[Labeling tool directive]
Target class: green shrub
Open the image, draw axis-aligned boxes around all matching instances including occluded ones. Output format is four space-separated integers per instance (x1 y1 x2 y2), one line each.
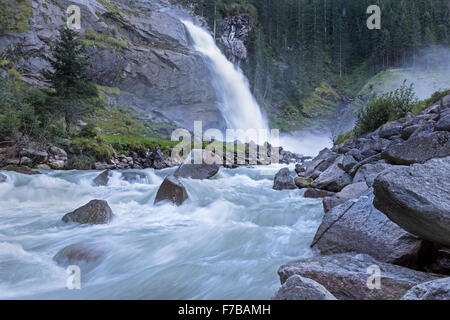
78 124 98 138
66 155 95 170
72 136 116 162
334 130 355 145
355 81 417 136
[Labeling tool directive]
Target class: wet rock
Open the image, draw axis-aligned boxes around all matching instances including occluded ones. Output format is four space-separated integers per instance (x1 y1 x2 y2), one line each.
313 189 428 268
174 150 221 180
322 182 368 213
295 163 306 175
154 175 188 206
373 157 450 247
278 253 441 300
0 173 6 183
122 172 147 183
62 200 114 225
310 156 352 192
294 177 313 189
381 131 450 165
402 278 450 300
272 275 337 300
93 170 111 186
303 188 335 199
2 165 41 175
19 148 48 163
53 242 108 270
273 168 296 191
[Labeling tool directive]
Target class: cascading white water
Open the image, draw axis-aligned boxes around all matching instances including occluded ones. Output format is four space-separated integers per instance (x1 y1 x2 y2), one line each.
182 20 268 133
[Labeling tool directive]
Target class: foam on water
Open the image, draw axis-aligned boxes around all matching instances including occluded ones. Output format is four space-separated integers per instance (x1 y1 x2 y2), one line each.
0 167 323 299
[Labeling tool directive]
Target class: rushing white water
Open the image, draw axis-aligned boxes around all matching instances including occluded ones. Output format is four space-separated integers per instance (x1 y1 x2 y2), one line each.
0 168 323 299
182 20 268 133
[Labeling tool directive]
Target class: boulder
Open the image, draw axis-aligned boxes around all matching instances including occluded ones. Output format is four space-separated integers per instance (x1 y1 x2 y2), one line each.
435 114 450 132
272 275 337 300
322 182 368 213
0 173 6 183
402 278 450 300
401 124 422 140
273 168 297 191
378 121 403 139
19 148 48 163
310 156 353 192
49 160 65 170
342 155 358 172
294 177 313 189
62 200 114 225
428 249 450 275
174 150 222 180
353 161 392 187
53 242 108 270
295 163 306 175
20 156 32 166
48 146 67 159
278 253 441 300
313 189 428 268
93 170 111 186
381 131 450 165
154 175 188 206
2 165 41 175
122 172 147 183
373 157 450 247
303 188 335 199
303 148 338 179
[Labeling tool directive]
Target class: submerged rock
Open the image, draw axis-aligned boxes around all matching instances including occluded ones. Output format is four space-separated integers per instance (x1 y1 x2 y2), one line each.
0 173 6 183
402 278 450 300
154 175 188 206
93 170 111 186
2 165 41 175
278 253 441 300
122 172 147 183
272 275 336 300
373 157 450 247
53 242 108 269
62 200 114 225
312 190 428 268
273 168 296 191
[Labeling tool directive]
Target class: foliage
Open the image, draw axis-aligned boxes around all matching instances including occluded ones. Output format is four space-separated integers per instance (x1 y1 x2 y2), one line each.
355 82 418 136
72 136 116 162
0 0 33 35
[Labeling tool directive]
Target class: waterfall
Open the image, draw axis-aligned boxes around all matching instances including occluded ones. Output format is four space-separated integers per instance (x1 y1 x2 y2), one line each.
182 20 268 133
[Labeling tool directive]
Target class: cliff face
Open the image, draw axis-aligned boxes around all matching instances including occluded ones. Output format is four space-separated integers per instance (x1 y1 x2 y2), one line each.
0 0 226 133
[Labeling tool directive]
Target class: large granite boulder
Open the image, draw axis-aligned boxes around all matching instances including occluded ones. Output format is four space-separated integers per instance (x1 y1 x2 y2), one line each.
62 200 114 225
322 182 368 213
312 190 428 268
154 175 188 206
272 275 337 300
402 278 450 300
273 168 297 191
373 157 450 247
310 156 353 192
435 114 450 132
278 253 441 300
353 161 392 187
381 131 450 165
174 150 221 180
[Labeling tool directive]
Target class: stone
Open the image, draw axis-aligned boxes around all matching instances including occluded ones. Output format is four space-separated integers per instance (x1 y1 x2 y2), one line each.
62 200 114 225
402 278 450 300
303 148 339 179
381 131 450 165
49 146 67 158
310 156 353 192
303 188 336 199
313 189 428 268
278 253 441 300
353 161 392 187
93 170 111 186
342 155 358 172
272 275 337 300
0 173 6 183
154 175 188 206
19 148 48 163
273 168 296 191
322 182 368 213
294 177 313 189
295 163 306 174
20 156 32 166
2 165 41 175
435 114 450 132
373 157 450 247
53 242 108 270
379 122 403 139
49 160 65 170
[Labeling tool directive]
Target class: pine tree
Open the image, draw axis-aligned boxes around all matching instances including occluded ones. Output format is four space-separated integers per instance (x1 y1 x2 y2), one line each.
42 27 97 132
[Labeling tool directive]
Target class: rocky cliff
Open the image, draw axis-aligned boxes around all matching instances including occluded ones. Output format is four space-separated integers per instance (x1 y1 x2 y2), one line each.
0 0 226 133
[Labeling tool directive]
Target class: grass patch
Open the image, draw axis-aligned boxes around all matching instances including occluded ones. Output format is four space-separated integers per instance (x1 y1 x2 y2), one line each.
82 29 128 53
0 0 33 35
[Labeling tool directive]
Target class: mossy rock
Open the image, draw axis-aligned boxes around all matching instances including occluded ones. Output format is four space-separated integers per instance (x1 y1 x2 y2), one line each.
295 177 313 189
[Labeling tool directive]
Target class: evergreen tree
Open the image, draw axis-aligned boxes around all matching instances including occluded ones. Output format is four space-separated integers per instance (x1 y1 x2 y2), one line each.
42 27 97 132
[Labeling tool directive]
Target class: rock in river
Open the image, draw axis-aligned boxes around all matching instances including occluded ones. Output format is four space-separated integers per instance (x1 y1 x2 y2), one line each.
373 157 450 247
273 168 297 191
93 170 111 186
154 175 188 206
62 200 114 225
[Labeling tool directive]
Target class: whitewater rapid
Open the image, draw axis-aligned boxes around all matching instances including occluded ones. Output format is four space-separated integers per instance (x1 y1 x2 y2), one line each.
0 167 323 299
